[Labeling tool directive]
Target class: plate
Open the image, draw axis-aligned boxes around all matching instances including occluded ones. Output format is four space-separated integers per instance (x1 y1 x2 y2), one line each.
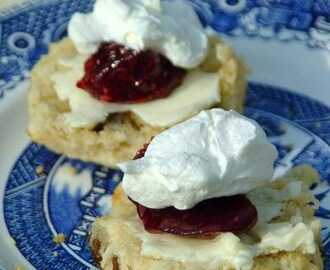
1 0 330 269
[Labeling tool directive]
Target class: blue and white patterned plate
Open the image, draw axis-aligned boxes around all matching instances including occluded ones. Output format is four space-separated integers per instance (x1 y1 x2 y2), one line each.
1 1 330 269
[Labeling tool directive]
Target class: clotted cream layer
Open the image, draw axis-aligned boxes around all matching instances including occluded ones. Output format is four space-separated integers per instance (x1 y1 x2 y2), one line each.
51 54 220 128
118 109 278 210
123 182 318 270
68 0 208 68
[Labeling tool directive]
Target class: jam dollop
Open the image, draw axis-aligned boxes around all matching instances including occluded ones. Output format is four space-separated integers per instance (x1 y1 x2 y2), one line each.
77 42 186 103
131 143 258 237
134 195 257 237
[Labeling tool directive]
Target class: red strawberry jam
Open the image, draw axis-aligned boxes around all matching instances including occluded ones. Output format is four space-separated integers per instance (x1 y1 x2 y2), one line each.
135 195 257 237
133 142 149 159
131 144 258 237
77 42 186 103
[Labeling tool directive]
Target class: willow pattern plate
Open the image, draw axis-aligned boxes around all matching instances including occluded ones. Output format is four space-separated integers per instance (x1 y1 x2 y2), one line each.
0 1 330 269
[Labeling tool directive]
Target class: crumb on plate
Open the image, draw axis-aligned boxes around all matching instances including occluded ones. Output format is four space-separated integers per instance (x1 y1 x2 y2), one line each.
52 251 59 257
63 165 78 175
7 236 16 245
35 165 44 175
13 264 24 270
53 233 66 244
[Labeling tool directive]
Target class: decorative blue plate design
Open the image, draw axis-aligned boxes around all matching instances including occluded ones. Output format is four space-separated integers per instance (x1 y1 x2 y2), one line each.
4 83 330 269
1 0 330 269
0 0 94 99
191 0 330 50
1 0 330 99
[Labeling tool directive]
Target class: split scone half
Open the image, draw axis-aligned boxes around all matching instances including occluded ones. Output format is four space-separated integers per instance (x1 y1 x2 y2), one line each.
27 36 247 167
89 165 323 270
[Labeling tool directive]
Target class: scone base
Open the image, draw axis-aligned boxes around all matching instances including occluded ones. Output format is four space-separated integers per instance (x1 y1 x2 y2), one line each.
28 37 247 167
89 184 323 270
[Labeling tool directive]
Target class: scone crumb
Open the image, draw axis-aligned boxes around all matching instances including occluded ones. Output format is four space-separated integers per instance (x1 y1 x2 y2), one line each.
52 251 59 257
279 122 287 133
53 233 66 244
7 236 16 245
314 121 322 129
14 264 24 270
113 173 122 182
35 165 44 175
63 165 78 175
290 164 320 186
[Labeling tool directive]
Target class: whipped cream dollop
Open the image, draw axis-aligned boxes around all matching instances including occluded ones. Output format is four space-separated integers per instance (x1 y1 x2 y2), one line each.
118 109 278 210
68 0 208 68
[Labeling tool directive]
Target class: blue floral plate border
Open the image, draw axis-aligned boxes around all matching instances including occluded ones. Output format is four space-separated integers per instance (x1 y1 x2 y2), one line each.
1 0 330 269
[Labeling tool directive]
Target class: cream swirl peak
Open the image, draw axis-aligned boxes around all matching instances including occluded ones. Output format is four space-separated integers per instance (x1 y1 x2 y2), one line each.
118 109 278 210
68 0 208 68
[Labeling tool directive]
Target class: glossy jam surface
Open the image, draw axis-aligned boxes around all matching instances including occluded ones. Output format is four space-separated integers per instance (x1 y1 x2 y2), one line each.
135 195 257 237
133 142 149 159
77 42 186 103
131 144 258 237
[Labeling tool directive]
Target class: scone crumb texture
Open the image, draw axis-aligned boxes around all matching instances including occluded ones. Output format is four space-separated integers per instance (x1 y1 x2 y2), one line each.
35 165 44 175
53 233 66 244
14 264 24 270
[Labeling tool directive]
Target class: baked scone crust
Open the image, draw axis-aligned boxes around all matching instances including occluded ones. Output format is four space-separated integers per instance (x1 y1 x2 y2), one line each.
89 167 323 270
27 37 247 167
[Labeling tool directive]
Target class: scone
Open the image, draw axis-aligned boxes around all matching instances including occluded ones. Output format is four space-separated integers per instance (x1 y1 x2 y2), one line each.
88 109 323 270
89 170 323 270
27 0 247 167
